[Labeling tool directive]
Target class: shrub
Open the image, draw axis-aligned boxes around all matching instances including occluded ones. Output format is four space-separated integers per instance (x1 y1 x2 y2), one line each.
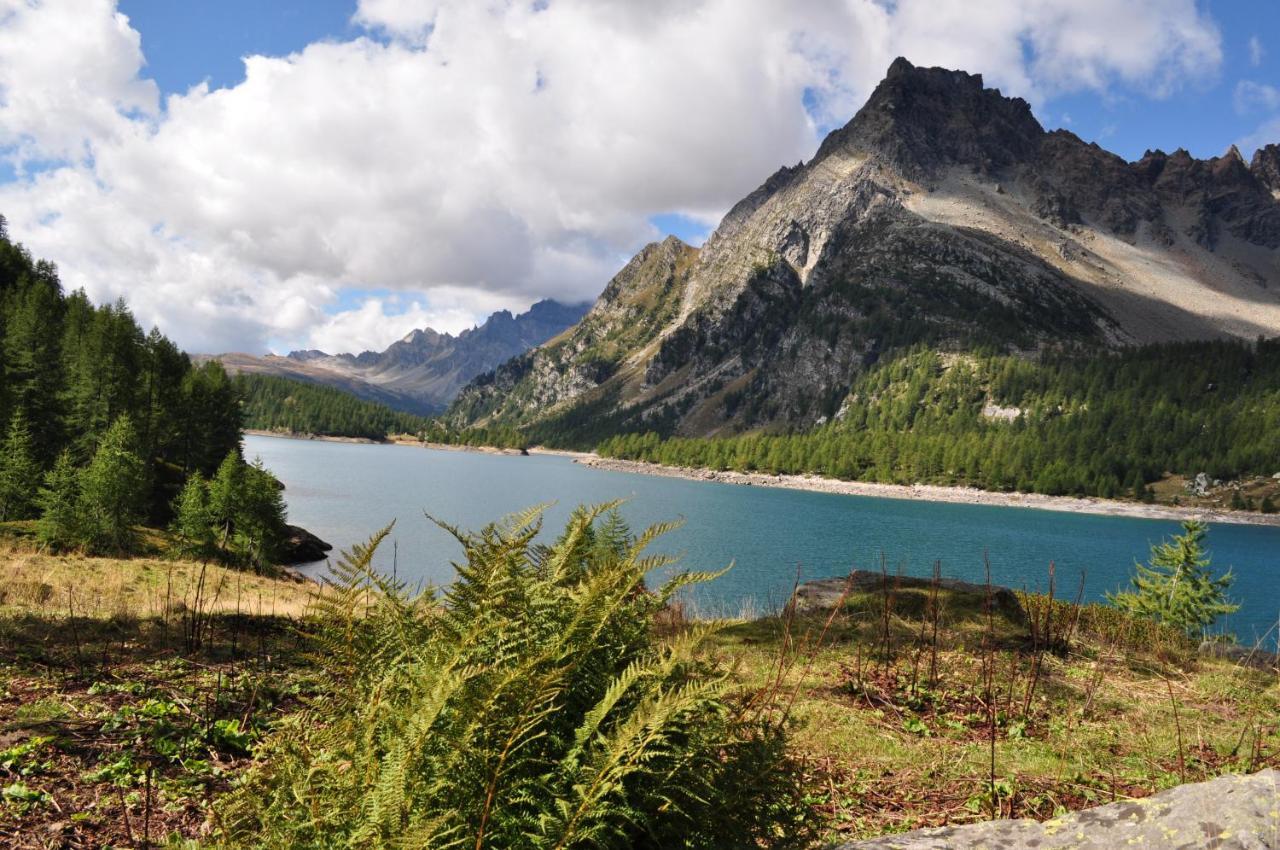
215 505 812 849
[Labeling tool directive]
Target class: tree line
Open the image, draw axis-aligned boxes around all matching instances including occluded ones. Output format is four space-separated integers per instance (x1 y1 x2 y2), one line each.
236 372 433 440
0 216 286 558
598 341 1280 503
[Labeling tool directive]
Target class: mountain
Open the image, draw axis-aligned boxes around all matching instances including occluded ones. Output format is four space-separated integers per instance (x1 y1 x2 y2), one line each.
447 58 1280 443
206 299 588 414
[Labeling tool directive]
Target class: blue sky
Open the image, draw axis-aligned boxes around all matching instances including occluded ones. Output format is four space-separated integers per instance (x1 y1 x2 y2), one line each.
118 1 358 94
1 1 1276 354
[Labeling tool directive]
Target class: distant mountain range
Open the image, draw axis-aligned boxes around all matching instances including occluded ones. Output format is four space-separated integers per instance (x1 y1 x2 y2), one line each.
446 57 1280 442
205 299 588 414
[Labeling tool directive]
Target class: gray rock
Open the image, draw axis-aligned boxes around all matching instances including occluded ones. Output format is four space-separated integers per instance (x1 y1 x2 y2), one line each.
1254 144 1280 196
834 769 1280 849
1199 640 1280 671
1187 472 1213 496
277 524 333 566
794 570 1026 625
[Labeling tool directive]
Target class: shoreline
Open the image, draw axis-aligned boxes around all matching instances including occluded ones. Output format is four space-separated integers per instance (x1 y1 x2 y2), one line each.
245 428 438 447
244 429 586 457
242 430 1280 527
244 428 402 445
578 456 1280 527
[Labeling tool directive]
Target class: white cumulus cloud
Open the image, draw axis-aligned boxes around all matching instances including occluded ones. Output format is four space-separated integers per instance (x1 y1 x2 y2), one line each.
0 0 157 165
1236 80 1280 115
0 0 1225 355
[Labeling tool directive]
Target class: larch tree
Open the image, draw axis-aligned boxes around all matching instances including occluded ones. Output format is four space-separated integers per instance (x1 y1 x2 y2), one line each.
0 409 42 520
171 473 214 558
78 414 148 553
36 450 81 550
207 450 244 549
1108 520 1239 637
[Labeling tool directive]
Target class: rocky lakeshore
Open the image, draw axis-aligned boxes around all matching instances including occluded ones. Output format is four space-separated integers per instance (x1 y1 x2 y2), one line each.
579 456 1280 527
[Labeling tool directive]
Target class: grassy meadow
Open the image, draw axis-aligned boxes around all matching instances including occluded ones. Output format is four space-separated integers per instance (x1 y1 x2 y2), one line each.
0 532 1275 847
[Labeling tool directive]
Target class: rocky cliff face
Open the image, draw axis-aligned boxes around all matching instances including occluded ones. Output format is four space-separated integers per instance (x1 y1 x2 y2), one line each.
210 299 587 414
447 59 1280 442
1253 144 1280 198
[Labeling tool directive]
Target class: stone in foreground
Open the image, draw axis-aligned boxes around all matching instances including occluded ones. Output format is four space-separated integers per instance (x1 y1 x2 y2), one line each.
835 769 1280 849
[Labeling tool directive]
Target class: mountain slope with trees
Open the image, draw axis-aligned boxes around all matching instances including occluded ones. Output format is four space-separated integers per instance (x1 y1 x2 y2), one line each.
236 373 432 440
596 340 1280 503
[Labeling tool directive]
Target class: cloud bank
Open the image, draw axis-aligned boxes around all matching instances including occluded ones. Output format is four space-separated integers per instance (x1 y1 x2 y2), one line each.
0 0 1223 354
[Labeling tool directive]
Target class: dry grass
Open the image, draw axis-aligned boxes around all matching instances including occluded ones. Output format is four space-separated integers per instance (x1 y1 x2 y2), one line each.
0 541 319 622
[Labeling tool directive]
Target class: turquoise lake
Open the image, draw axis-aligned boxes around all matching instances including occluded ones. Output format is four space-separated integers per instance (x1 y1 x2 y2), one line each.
245 434 1280 647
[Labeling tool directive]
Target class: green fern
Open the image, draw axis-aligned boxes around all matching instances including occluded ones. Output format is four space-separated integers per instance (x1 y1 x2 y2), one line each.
214 505 812 849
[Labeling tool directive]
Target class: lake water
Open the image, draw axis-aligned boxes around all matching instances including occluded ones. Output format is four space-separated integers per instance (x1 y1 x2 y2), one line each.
245 434 1280 648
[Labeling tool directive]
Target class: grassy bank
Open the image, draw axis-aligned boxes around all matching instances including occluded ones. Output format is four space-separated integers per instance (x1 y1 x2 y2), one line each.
0 545 1275 846
705 582 1279 840
0 547 320 848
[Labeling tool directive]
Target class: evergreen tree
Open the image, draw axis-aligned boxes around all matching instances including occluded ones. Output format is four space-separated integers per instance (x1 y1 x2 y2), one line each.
1108 521 1239 636
171 473 214 558
78 414 148 553
208 450 244 548
4 274 65 463
36 451 81 550
236 459 288 569
179 363 243 476
0 409 41 520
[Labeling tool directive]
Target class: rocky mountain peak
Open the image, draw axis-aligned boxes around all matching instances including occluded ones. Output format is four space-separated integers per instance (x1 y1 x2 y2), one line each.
474 310 515 332
814 56 1043 179
1253 144 1280 195
399 327 444 346
596 236 691 308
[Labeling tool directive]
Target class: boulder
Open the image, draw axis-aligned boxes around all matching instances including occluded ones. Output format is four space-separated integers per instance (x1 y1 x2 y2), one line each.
277 524 333 565
1199 639 1280 672
794 570 1026 625
1187 472 1213 496
834 769 1280 849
